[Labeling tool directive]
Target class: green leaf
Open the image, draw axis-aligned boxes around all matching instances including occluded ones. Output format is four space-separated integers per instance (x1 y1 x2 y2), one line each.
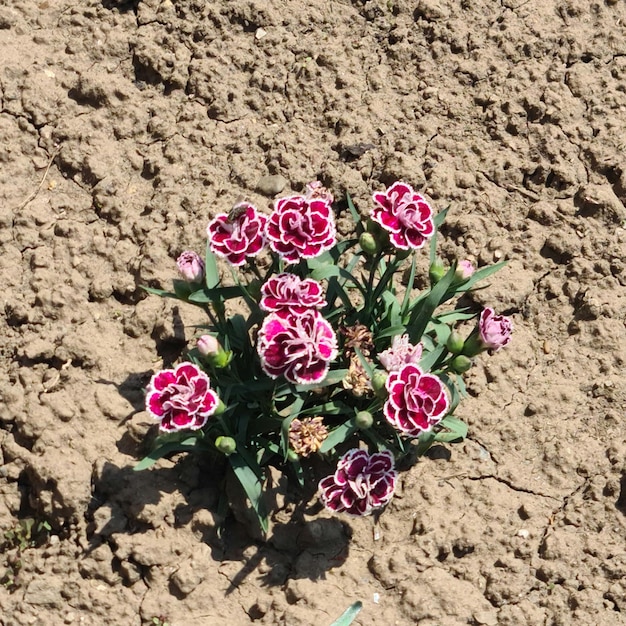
294 369 348 393
134 437 199 471
229 452 269 534
454 260 507 293
188 285 243 303
346 193 364 237
330 601 363 626
419 344 446 372
434 415 468 443
141 285 179 299
319 418 358 453
310 264 341 281
414 430 437 457
375 325 408 341
401 254 418 315
205 242 220 289
407 265 457 343
432 309 476 324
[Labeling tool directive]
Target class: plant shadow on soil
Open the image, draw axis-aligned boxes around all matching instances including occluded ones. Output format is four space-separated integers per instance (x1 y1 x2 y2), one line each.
88 452 351 593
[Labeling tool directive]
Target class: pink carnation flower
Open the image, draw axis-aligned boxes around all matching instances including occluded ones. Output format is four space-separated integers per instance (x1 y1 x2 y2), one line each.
318 449 397 517
266 194 336 264
145 362 220 432
378 334 423 372
207 202 267 267
260 273 326 313
384 363 449 437
371 181 435 250
257 308 338 384
479 307 513 351
176 250 205 283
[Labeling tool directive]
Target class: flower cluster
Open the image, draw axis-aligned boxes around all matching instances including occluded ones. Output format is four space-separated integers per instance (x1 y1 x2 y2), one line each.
140 180 514 533
206 188 336 267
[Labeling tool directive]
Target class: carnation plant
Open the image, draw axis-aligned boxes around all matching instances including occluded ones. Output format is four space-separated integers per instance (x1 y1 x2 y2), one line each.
138 181 512 533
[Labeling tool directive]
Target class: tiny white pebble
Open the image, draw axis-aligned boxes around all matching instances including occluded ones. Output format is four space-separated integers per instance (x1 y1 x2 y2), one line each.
517 529 530 539
373 593 380 604
255 27 267 40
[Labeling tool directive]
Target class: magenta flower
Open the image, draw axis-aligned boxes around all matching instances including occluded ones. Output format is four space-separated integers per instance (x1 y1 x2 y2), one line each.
318 449 397 516
378 334 423 372
260 273 326 313
266 194 336 264
257 308 338 384
145 362 220 432
384 363 449 437
371 181 435 250
176 251 205 283
207 202 267 267
479 307 513 351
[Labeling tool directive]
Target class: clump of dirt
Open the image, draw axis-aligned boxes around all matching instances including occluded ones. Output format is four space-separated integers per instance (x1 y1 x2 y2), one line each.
1 0 626 624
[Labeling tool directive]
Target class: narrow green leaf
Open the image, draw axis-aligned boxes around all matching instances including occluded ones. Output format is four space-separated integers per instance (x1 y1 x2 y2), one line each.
455 260 507 293
141 285 179 299
407 265 457 343
205 242 220 289
419 344 446 372
401 254 418 315
134 438 199 471
346 193 364 235
319 419 358 453
310 264 341 281
434 415 468 443
330 601 363 626
375 324 407 341
229 452 269 534
433 309 476 324
188 285 243 303
294 369 348 393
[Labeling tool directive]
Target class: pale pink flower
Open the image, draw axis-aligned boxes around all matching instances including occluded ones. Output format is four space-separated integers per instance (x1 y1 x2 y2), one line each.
371 181 435 250
384 363 449 437
305 180 334 205
259 273 325 313
145 363 219 432
207 202 267 267
378 335 423 372
257 308 338 384
479 307 513 351
176 251 205 283
318 449 397 516
266 194 336 264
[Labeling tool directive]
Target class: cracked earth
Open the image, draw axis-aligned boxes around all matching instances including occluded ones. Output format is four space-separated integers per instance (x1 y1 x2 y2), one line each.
1 0 626 624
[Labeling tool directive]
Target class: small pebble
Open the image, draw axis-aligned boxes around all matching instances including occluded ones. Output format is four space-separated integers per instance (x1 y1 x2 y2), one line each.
256 174 287 197
517 529 530 539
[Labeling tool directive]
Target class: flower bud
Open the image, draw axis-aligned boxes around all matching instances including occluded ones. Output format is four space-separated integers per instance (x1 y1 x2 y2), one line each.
354 410 374 430
196 335 232 368
446 331 465 355
215 436 236 456
429 258 446 284
455 260 475 282
371 370 388 398
359 232 380 256
197 334 220 357
176 251 205 284
450 355 472 374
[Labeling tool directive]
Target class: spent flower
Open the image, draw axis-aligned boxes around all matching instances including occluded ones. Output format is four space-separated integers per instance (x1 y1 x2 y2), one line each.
288 417 328 457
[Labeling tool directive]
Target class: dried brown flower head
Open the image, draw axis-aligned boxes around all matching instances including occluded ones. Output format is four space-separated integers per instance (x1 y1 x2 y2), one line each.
342 353 372 397
288 416 329 457
340 323 374 357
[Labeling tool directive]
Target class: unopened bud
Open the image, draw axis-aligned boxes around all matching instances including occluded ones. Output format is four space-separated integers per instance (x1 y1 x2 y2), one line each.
429 258 446 284
354 410 374 430
176 251 205 284
455 260 475 282
359 232 380 256
197 334 220 356
215 436 236 456
450 355 472 374
371 370 388 398
446 331 465 355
